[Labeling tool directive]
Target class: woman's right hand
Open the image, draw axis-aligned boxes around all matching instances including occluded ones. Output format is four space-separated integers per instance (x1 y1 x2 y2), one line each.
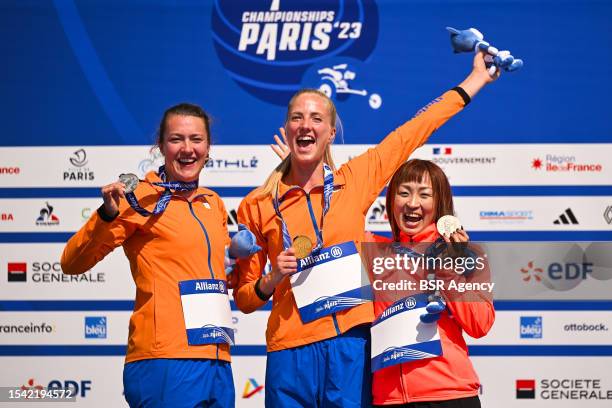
458 51 500 98
258 248 297 296
101 181 126 217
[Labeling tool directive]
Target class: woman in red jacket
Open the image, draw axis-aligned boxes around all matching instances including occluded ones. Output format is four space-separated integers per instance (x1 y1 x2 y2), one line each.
370 159 494 407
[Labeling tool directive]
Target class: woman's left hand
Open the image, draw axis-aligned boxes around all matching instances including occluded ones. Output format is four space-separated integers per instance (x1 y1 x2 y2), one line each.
443 228 469 244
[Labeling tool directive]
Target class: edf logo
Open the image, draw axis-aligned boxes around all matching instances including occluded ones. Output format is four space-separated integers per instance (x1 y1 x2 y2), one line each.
548 262 593 280
84 317 107 339
520 316 542 339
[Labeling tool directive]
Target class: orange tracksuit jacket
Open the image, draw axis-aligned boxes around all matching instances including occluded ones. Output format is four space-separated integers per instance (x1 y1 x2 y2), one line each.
370 225 495 405
235 89 468 352
61 171 231 363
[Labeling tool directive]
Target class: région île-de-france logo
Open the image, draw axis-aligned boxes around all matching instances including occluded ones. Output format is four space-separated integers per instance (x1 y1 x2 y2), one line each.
36 202 59 226
531 155 603 172
242 378 264 399
212 0 380 107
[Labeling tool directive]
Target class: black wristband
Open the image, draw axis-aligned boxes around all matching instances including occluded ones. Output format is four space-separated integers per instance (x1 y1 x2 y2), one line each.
254 277 273 302
97 204 119 223
452 86 471 106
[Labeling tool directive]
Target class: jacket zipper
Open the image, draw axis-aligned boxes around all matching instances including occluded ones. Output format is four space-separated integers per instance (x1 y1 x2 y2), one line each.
187 198 220 359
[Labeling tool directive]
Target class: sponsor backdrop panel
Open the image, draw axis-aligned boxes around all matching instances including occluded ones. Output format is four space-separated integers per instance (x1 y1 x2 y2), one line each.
0 356 267 408
1 356 610 407
0 311 268 346
475 357 612 407
367 196 612 231
0 244 134 300
1 195 610 233
467 311 612 345
0 356 127 407
2 309 608 347
1 144 611 188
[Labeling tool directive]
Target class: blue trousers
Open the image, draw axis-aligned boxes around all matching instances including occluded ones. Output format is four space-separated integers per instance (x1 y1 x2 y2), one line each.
265 325 372 407
123 358 235 408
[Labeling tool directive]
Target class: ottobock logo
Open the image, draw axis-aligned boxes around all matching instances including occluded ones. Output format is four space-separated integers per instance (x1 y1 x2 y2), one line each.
212 0 380 107
84 317 107 339
520 316 543 339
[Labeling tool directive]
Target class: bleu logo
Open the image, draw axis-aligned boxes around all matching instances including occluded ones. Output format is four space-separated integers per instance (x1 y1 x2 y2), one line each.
520 316 542 339
84 317 107 339
212 0 380 105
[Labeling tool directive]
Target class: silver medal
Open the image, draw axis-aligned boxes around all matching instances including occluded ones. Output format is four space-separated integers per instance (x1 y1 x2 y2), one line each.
119 173 140 194
436 215 462 237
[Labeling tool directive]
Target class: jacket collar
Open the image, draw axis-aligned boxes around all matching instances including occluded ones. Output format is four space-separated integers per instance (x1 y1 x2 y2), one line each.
399 222 440 243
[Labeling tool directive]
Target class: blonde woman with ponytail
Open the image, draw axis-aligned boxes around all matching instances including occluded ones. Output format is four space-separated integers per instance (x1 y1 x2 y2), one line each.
234 52 500 407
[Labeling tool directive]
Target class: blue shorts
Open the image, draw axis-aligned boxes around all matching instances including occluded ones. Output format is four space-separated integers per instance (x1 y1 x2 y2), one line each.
123 358 234 408
265 325 371 407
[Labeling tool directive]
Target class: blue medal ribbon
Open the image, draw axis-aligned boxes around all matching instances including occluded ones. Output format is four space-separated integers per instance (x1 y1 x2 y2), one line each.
125 165 198 217
393 238 446 300
273 164 334 252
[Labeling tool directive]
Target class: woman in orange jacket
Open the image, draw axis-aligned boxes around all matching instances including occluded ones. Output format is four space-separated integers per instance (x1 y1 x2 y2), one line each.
236 52 499 407
61 103 236 408
369 159 494 407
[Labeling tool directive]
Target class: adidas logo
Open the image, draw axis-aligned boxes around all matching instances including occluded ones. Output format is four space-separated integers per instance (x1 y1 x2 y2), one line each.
553 208 579 225
227 209 238 226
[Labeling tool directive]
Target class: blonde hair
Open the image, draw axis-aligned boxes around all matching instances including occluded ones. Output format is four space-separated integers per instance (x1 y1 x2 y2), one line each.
258 89 337 198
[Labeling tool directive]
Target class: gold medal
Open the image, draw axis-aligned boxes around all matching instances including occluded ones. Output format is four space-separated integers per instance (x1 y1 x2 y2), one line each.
292 235 313 259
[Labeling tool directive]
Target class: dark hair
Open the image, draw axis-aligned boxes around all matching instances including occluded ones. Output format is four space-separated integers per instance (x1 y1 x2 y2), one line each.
385 159 454 241
156 103 211 147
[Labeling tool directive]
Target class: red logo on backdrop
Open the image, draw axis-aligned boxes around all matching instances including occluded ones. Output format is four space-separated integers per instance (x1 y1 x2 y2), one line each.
21 378 44 392
8 262 27 282
0 166 20 175
531 155 602 172
1 213 14 221
516 379 536 399
520 261 543 282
